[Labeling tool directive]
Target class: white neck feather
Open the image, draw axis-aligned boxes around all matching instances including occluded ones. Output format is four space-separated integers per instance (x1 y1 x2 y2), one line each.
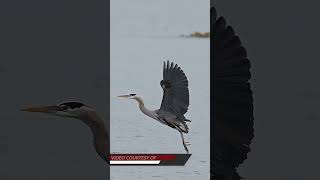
133 97 158 120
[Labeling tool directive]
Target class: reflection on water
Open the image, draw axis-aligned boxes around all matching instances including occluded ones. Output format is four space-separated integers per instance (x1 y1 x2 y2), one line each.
111 0 209 179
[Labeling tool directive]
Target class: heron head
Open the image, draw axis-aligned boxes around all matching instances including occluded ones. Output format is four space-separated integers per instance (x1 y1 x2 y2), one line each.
117 94 137 99
21 101 90 119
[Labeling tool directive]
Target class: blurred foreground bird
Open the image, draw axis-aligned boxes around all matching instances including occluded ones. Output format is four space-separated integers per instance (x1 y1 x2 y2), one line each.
212 4 255 180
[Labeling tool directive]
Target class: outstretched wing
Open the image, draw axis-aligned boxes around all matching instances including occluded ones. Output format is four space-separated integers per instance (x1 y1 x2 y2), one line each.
212 5 254 179
159 61 189 117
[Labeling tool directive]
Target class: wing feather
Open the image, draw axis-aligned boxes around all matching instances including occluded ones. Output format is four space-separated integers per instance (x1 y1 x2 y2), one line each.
160 61 189 116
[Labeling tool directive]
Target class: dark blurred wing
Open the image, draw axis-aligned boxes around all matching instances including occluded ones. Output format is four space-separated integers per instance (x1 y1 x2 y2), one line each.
160 61 189 116
212 5 254 178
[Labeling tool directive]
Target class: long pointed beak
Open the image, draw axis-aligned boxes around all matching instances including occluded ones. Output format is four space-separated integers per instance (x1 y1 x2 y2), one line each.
21 106 60 113
117 95 130 98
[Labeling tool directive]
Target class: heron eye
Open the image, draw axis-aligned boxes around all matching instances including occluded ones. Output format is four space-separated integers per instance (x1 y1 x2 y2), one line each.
60 105 68 110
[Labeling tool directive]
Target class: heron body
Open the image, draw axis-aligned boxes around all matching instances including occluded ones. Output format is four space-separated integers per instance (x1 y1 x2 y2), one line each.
133 97 188 133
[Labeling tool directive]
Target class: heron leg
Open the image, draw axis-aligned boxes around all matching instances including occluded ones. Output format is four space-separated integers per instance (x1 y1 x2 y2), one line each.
179 131 189 154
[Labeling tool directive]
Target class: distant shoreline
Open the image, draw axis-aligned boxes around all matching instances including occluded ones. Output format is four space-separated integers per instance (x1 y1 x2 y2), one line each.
180 32 210 38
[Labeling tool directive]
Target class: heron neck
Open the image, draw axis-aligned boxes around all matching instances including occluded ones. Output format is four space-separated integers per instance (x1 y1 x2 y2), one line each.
134 97 156 119
81 111 109 163
134 97 144 107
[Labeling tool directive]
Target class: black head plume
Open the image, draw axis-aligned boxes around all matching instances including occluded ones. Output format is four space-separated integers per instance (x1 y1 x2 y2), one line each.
59 102 85 109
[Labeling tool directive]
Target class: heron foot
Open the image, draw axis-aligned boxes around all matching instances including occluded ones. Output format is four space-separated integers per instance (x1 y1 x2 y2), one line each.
184 147 189 154
178 130 189 154
183 142 189 153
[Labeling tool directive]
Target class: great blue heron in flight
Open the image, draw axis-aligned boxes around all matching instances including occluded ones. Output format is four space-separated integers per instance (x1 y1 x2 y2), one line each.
22 102 109 163
212 4 254 180
118 61 191 153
